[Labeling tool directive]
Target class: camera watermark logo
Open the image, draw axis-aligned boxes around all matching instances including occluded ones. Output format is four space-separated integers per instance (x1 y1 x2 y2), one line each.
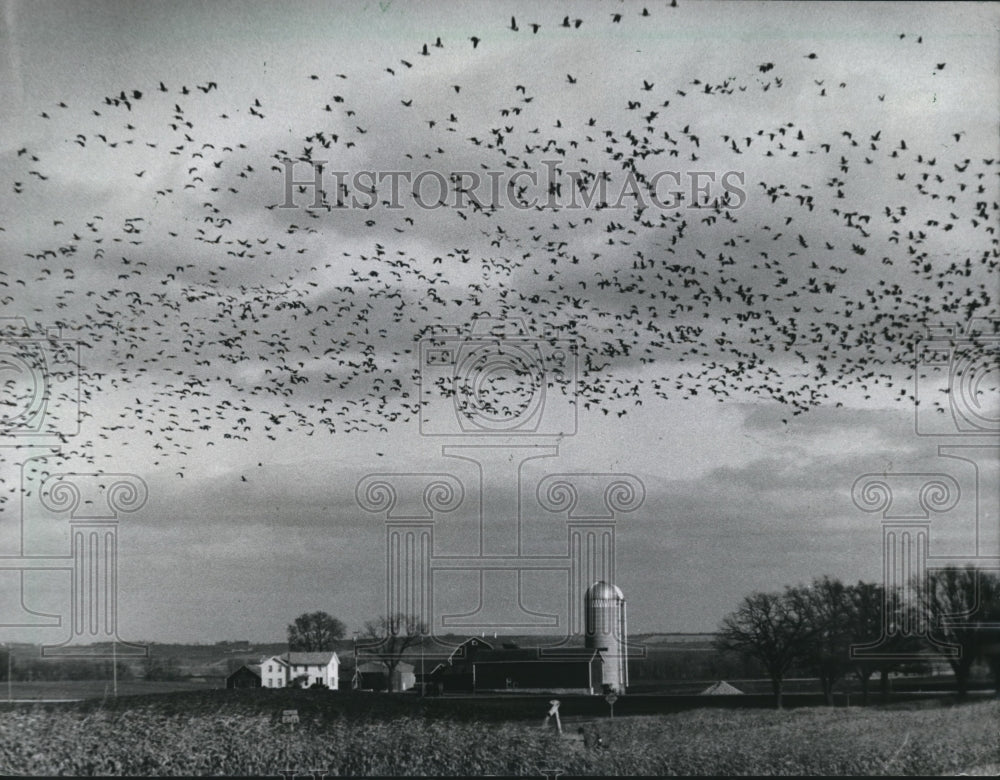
915 317 1000 437
0 317 81 441
0 472 149 657
37 474 148 656
359 318 645 689
0 319 146 660
419 318 577 437
850 473 962 659
854 316 1000 661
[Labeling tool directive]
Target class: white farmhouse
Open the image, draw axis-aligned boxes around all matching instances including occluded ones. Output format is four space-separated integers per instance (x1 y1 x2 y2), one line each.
260 651 339 689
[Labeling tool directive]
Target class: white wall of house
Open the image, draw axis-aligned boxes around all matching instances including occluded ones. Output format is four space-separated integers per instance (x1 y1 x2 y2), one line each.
261 654 339 689
322 655 339 689
262 657 287 688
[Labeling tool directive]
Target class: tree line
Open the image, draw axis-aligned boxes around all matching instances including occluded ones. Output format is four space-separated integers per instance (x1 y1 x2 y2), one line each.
715 565 1000 707
0 652 189 683
0 656 136 682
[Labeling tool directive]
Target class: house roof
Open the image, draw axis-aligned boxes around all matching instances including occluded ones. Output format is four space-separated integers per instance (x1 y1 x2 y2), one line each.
270 651 338 666
700 680 744 695
227 663 261 678
446 645 600 667
447 637 494 664
470 648 600 664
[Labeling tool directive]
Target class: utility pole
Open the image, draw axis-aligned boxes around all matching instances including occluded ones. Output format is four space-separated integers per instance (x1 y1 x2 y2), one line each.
352 632 359 690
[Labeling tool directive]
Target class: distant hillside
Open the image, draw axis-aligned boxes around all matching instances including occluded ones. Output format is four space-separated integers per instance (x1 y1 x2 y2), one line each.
631 633 718 649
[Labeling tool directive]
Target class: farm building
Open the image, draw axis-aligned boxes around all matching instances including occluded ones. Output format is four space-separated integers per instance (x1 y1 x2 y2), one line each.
226 664 262 689
260 651 339 689
348 660 416 692
429 582 630 695
431 637 609 694
700 680 743 695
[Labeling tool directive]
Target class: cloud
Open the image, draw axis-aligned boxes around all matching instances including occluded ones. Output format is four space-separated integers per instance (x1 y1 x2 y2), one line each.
1 1 997 641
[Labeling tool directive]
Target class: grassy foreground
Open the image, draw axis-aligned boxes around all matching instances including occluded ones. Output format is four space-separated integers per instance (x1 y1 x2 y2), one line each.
0 691 996 776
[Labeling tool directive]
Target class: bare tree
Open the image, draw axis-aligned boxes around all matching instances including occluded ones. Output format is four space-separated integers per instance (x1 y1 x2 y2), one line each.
923 565 1000 697
287 611 347 652
846 580 893 704
844 581 932 704
985 646 1000 695
360 613 427 692
794 576 854 705
715 589 811 708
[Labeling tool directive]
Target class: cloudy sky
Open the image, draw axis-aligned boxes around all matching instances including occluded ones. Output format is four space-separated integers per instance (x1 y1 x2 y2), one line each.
0 1 997 647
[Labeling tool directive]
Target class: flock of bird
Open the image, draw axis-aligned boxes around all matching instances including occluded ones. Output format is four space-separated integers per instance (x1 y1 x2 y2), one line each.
0 4 997 487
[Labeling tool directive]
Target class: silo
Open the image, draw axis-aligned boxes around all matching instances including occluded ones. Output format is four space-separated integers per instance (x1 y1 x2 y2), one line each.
584 581 628 693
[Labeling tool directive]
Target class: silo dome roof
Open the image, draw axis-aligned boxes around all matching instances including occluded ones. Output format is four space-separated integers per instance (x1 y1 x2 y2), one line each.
586 581 624 600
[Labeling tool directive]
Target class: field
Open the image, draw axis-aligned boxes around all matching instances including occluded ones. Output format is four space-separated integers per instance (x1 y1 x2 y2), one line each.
0 679 218 702
0 689 997 776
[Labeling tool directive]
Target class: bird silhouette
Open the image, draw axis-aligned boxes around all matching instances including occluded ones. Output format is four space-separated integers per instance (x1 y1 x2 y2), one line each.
0 3 991 473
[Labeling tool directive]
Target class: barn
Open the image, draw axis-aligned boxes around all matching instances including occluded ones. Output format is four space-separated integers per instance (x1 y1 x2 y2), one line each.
226 663 262 689
429 581 630 695
431 638 604 694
